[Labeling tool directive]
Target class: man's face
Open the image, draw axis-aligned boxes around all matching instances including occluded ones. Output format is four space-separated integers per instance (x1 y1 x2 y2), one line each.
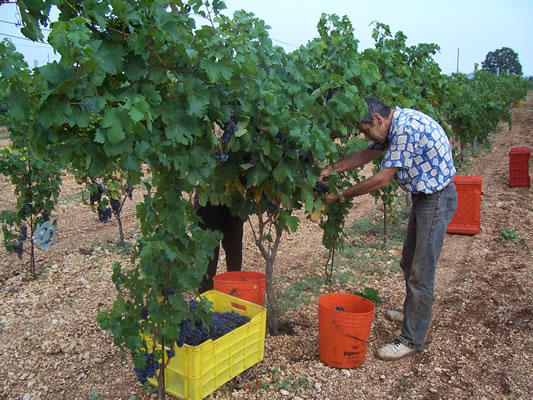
357 114 389 144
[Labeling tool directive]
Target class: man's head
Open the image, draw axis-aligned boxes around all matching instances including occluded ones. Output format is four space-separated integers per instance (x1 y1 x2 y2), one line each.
356 97 393 144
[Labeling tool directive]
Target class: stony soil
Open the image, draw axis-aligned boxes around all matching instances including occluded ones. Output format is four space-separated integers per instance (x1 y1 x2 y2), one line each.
0 94 532 400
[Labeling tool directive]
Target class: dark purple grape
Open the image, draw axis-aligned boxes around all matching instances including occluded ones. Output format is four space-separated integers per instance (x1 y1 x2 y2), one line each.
90 183 104 205
20 225 28 240
41 211 50 222
176 310 250 347
314 182 328 194
188 299 199 311
266 202 277 215
221 120 237 145
164 286 175 296
215 153 229 163
140 307 149 320
18 204 30 217
98 207 112 223
110 199 121 215
13 240 24 259
299 151 309 162
134 352 159 384
326 88 337 101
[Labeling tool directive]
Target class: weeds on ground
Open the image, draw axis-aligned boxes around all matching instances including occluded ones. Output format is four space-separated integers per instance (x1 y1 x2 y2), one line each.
88 231 139 259
499 228 518 241
499 228 527 246
275 195 407 314
58 191 84 206
454 139 494 175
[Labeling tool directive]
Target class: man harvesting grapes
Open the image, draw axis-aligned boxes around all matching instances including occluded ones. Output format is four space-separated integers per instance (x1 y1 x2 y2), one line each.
319 97 457 360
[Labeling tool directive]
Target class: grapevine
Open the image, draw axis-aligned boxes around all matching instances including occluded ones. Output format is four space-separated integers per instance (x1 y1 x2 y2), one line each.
1 1 529 398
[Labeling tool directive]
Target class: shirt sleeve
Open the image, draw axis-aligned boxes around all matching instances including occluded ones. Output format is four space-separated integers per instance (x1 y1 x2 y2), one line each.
367 142 388 151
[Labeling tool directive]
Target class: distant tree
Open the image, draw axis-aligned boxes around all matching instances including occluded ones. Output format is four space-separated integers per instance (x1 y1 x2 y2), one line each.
481 47 523 76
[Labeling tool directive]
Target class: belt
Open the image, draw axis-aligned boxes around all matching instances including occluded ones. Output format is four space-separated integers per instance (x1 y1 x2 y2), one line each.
411 181 455 198
411 191 435 198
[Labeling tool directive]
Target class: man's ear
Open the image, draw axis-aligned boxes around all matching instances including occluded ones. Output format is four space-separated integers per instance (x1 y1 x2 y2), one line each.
373 113 384 125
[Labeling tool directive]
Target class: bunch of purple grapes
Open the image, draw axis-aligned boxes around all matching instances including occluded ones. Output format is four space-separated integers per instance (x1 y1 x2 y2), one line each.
11 225 28 259
177 318 210 347
314 182 328 194
221 119 237 145
134 352 160 384
266 202 277 216
140 307 149 320
215 153 229 163
110 199 121 215
210 311 251 338
176 300 250 347
98 207 112 223
18 203 30 217
325 88 337 101
89 183 104 205
163 285 175 296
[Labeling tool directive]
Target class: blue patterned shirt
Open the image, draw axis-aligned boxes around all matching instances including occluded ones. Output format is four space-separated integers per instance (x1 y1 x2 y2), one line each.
369 107 456 194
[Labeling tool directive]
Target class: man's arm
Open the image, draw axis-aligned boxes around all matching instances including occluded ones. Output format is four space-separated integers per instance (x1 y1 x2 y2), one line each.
320 147 383 182
324 167 399 203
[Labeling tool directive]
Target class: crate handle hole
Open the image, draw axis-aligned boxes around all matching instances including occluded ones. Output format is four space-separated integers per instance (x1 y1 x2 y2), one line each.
231 302 246 311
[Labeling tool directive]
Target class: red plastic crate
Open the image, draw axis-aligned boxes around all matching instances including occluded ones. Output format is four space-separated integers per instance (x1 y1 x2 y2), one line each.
509 147 530 187
447 176 482 235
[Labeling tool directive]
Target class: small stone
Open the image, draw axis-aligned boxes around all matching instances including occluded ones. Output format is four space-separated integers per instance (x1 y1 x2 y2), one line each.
279 389 290 396
380 375 386 381
429 387 438 394
315 382 322 390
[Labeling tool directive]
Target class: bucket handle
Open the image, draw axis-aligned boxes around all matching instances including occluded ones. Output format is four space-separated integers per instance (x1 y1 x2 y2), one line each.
333 320 375 344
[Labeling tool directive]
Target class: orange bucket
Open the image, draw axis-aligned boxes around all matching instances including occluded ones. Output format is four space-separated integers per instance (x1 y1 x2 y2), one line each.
213 271 266 306
318 293 375 368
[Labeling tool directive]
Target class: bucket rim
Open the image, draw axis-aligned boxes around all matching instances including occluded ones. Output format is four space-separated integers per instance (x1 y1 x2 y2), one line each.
213 271 266 283
318 292 375 313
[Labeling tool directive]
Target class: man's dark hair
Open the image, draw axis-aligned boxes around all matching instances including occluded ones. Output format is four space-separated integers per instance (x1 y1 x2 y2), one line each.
360 97 392 126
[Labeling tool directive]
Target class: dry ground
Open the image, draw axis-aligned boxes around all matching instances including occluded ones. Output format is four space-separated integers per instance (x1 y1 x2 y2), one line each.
0 94 532 400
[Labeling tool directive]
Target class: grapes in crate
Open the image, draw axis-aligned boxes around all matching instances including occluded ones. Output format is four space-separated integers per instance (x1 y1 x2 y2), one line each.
176 300 251 347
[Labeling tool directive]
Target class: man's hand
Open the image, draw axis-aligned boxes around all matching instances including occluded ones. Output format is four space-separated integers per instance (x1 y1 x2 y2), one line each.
324 193 340 204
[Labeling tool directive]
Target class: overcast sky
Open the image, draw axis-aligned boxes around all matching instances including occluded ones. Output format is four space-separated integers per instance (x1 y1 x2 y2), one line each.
0 0 531 75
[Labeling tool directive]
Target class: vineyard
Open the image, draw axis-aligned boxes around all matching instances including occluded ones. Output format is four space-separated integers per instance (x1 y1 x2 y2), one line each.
0 1 532 399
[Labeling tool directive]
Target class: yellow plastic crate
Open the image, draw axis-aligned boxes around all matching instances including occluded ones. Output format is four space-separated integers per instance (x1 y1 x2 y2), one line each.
142 290 266 400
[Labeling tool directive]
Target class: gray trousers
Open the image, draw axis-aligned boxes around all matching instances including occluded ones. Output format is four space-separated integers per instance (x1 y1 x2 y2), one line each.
398 182 457 349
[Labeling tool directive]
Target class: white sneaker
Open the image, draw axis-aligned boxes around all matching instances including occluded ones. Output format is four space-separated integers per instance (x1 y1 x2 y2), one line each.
376 339 417 361
385 310 404 322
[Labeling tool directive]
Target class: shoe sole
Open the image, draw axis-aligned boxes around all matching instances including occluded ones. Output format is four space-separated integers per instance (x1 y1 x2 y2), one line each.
385 316 403 323
375 349 418 361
